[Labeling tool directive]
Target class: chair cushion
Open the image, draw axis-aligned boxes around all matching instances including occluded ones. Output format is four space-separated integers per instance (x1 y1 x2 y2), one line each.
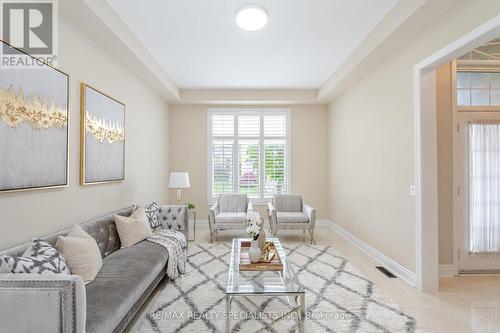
276 212 309 223
218 194 248 213
273 194 303 212
85 240 168 333
215 212 247 223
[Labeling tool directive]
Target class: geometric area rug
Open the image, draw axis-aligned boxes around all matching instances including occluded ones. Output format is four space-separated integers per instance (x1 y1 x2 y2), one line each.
137 243 427 332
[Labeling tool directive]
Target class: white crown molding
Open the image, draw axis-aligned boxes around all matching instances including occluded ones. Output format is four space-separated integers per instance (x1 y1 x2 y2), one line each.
318 220 417 287
60 0 464 106
178 89 321 106
60 0 180 102
318 0 463 103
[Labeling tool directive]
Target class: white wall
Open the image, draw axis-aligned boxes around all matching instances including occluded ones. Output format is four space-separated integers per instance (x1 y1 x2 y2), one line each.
169 105 329 220
327 0 500 273
0 20 170 249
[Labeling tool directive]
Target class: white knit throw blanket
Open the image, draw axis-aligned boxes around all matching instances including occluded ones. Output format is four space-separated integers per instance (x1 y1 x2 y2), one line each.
147 229 187 280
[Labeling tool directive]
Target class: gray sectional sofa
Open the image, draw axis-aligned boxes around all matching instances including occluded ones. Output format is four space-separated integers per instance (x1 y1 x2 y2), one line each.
0 205 189 333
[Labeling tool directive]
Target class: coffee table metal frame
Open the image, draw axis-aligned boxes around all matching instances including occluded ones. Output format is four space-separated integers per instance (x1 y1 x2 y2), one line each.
225 238 305 333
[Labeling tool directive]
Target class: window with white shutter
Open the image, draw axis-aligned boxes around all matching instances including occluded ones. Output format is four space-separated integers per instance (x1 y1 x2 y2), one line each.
208 110 289 202
264 139 287 196
212 140 234 196
238 140 260 197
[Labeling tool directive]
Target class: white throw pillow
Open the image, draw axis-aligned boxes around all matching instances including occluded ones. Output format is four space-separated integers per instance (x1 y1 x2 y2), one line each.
55 224 102 284
114 207 152 248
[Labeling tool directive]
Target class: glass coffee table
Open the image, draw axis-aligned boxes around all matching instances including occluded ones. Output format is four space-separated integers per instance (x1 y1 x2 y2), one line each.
225 238 305 333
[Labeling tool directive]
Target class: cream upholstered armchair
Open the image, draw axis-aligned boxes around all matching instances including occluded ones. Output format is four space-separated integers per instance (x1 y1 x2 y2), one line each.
208 194 252 243
267 194 316 244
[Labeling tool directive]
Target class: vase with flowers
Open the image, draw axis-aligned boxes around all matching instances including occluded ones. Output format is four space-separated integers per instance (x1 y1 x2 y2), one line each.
246 211 262 263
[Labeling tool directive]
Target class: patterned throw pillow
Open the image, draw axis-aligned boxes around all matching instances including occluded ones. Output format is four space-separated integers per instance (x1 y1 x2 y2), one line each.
0 238 70 275
144 202 162 232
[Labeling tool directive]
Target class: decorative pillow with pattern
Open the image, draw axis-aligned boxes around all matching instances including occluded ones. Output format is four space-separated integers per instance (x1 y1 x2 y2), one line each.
144 202 162 231
0 238 70 275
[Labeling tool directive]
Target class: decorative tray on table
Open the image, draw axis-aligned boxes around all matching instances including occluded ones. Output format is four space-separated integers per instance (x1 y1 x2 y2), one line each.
239 240 283 271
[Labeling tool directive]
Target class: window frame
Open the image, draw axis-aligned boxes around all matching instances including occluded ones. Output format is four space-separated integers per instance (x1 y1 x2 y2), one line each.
207 109 291 204
456 63 500 110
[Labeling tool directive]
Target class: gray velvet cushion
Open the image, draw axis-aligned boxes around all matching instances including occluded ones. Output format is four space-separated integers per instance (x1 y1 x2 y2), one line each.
273 194 303 212
80 208 134 258
215 212 247 223
85 240 168 333
276 212 309 223
218 194 248 213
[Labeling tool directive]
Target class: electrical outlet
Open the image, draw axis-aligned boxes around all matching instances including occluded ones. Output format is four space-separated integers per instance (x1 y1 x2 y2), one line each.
410 185 416 196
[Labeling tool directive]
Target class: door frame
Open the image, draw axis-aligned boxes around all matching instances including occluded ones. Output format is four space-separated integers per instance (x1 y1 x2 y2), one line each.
414 14 500 291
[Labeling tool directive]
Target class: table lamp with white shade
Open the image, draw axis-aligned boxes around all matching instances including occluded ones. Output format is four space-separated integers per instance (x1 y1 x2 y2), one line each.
168 172 190 204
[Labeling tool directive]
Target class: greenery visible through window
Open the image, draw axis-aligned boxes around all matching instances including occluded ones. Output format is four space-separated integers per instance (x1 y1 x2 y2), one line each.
209 110 289 200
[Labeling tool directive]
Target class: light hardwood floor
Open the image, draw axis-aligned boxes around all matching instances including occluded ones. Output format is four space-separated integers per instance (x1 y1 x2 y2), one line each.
128 225 500 333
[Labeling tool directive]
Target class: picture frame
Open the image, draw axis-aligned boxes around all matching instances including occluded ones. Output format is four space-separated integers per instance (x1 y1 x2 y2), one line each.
80 83 125 185
0 40 69 193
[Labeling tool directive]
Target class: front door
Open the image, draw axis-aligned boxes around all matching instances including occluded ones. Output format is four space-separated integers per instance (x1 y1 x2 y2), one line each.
458 112 500 273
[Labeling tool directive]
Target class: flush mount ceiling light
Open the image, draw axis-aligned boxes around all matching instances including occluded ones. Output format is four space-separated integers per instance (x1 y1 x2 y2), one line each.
236 6 268 31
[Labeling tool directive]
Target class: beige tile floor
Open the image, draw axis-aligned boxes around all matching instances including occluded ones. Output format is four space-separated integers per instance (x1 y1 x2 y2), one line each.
128 226 500 333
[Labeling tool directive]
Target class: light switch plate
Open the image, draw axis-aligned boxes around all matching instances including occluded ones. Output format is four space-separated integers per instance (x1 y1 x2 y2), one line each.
410 185 416 196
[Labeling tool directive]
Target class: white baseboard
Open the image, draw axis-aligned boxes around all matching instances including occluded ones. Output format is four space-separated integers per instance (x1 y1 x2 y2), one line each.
196 218 209 227
320 220 417 287
196 218 417 286
439 264 458 277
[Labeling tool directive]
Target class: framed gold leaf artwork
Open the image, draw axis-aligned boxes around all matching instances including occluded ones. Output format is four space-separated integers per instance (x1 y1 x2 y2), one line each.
0 41 69 193
80 83 125 185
